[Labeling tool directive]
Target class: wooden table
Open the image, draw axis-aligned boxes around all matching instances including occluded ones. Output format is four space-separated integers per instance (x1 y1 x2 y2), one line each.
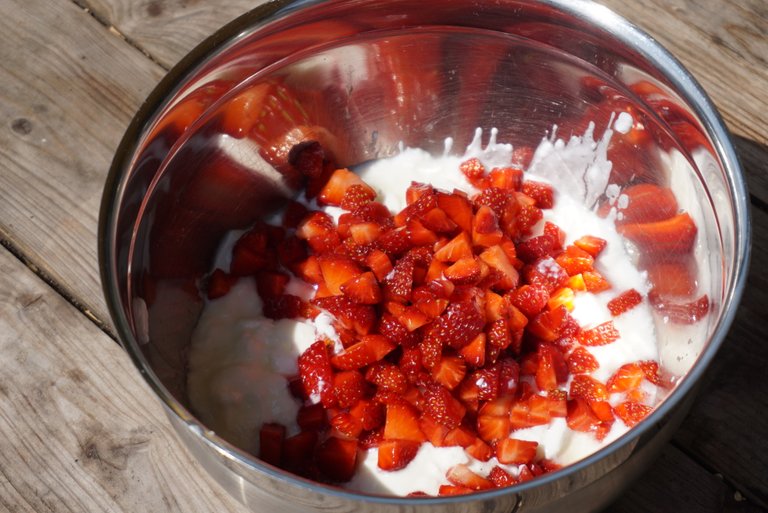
0 1 765 511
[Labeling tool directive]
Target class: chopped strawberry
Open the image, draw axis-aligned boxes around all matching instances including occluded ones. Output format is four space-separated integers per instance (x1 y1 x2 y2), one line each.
438 484 473 496
444 257 483 285
297 211 340 254
207 269 236 300
330 412 363 438
459 333 487 368
466 438 494 462
555 245 595 277
282 431 318 472
377 439 420 471
567 346 599 374
296 403 327 431
535 342 569 391
489 166 523 191
582 270 612 293
437 192 474 233
648 292 710 324
578 321 620 346
420 208 458 233
472 206 504 247
528 306 568 342
570 375 609 404
430 355 467 390
477 413 511 443
312 295 376 335
317 254 362 295
315 436 358 482
517 234 557 264
434 232 473 262
443 425 477 449
509 285 550 317
366 362 408 394
488 466 517 488
460 158 486 183
446 464 493 490
521 181 554 208
479 245 520 291
334 370 367 408
422 383 466 429
384 403 426 443
331 334 396 370
340 271 382 305
566 397 601 432
365 249 393 281
318 168 375 207
496 438 539 465
573 235 607 257
298 341 336 407
258 423 285 466
607 289 643 316
606 363 645 393
383 256 415 302
341 183 376 211
614 401 653 427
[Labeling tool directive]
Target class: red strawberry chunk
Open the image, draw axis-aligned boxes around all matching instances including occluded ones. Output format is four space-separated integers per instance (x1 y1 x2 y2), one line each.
366 362 408 394
331 412 363 438
424 301 485 352
298 341 336 407
466 438 494 462
315 436 358 482
607 289 643 316
318 254 362 295
312 295 376 335
517 234 557 264
578 321 620 346
460 158 486 182
509 285 550 317
446 464 493 491
423 383 466 429
283 431 318 473
384 403 426 443
207 269 236 300
340 271 382 305
384 258 415 302
297 211 341 254
438 484 473 496
331 334 396 370
566 397 601 432
459 333 487 368
573 235 607 257
258 423 286 466
570 375 609 404
365 249 394 281
378 439 420 471
341 183 376 211
444 257 483 285
618 213 697 255
437 192 474 233
488 466 517 488
606 363 645 393
496 438 539 465
521 181 554 208
318 168 375 207
477 413 511 443
614 401 653 427
434 232 473 262
535 342 569 391
489 167 523 191
567 346 599 374
430 355 467 390
333 370 367 408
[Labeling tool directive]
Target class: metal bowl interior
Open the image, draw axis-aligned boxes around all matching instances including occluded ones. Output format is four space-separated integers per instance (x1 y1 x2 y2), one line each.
99 0 750 512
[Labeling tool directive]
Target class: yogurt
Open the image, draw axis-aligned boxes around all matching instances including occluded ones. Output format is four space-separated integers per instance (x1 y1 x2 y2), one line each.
187 122 663 495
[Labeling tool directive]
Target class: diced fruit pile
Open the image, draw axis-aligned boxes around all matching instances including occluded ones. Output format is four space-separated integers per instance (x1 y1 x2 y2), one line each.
205 141 699 495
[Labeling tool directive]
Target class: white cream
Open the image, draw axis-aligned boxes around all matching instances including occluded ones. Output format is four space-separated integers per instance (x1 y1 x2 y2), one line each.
188 122 669 496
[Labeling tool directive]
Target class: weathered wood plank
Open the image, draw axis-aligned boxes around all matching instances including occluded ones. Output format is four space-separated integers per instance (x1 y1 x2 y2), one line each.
0 248 251 513
0 243 761 512
0 0 166 325
672 206 768 508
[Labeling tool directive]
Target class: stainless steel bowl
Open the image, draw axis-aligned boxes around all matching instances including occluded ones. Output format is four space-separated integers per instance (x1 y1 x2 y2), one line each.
99 0 750 511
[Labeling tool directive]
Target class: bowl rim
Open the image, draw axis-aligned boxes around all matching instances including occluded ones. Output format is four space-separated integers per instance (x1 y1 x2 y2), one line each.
99 0 752 505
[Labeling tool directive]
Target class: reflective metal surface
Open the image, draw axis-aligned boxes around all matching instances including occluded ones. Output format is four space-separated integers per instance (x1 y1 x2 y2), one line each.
99 0 750 511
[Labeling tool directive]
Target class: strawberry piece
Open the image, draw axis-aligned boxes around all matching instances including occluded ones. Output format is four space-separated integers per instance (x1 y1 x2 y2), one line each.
407 218 439 246
444 257 482 285
489 167 523 191
517 234 556 264
331 411 363 438
645 259 697 297
366 362 408 394
528 306 568 342
566 397 601 432
318 255 362 295
459 333 487 368
555 245 595 277
488 466 517 488
514 202 544 237
472 206 504 247
570 375 609 404
359 428 384 449
312 295 376 335
578 321 620 346
474 187 513 219
298 341 336 407
567 346 599 374
466 438 494 462
419 415 451 447
477 413 511 443
573 235 607 257
315 436 358 482
283 431 318 472
434 232 473 262
618 213 697 255
333 370 367 408
648 292 710 324
349 222 382 245
258 423 285 466
548 287 575 311
523 257 570 293
535 342 569 391
437 192 474 233
296 403 327 432
425 301 485 350
365 249 393 281
318 168 375 207
479 245 519 291
498 358 520 396
521 181 554 208
430 355 467 390
377 439 420 471
384 403 426 443
423 383 466 429
509 285 549 317
639 360 664 386
207 269 236 300
496 438 539 465
331 334 396 370
607 289 643 316
438 485 473 496
460 158 486 182
420 208 458 233
468 366 501 401
446 464 493 491
383 257 415 302
582 270 611 292
614 401 653 427
340 271 381 305
517 465 536 483
614 183 678 225
606 363 645 393
377 227 413 257
297 211 340 254
509 399 546 430
341 183 376 211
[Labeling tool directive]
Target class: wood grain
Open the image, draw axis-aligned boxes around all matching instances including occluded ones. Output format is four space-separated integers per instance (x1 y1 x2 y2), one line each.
0 0 165 326
0 248 250 513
